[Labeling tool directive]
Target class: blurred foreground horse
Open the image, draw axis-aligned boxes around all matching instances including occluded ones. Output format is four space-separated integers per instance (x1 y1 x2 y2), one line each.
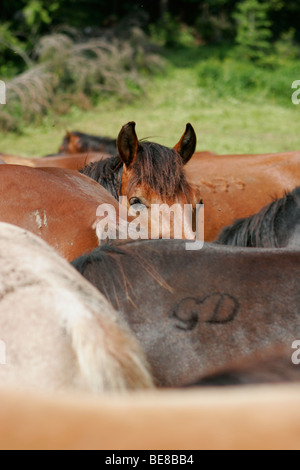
0 223 153 394
1 383 300 450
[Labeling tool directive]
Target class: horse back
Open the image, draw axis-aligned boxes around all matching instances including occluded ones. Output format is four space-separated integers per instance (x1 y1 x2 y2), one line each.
0 165 122 260
186 151 300 240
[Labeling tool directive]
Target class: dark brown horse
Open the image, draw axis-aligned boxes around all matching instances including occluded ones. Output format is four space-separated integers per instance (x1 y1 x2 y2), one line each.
72 240 300 387
59 131 117 155
186 345 300 387
81 122 200 239
0 165 130 261
216 186 300 248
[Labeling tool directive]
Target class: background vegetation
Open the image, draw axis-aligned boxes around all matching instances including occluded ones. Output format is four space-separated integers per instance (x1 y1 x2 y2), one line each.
0 0 299 156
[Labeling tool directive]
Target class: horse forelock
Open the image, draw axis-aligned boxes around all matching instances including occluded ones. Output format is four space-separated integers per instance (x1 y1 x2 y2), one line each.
126 141 195 202
82 142 197 203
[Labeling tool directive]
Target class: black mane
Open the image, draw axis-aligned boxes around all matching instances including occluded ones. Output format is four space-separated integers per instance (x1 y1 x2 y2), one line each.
72 131 117 154
216 187 300 248
80 155 122 199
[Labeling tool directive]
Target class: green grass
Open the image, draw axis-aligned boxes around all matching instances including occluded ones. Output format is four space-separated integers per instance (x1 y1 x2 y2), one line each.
1 45 300 157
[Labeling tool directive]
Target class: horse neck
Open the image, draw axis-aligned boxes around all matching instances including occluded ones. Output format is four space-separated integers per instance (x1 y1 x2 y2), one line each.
217 199 286 248
81 156 123 200
82 139 116 154
76 134 116 154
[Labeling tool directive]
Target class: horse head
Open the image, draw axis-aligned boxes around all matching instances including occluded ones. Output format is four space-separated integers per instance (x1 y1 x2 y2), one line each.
59 131 81 154
117 122 200 240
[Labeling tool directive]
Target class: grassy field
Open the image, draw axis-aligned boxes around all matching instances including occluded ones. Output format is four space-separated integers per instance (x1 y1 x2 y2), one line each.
1 46 300 157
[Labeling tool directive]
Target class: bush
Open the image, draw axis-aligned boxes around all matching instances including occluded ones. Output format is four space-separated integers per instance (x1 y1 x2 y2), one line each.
196 54 299 106
149 13 195 48
0 25 165 131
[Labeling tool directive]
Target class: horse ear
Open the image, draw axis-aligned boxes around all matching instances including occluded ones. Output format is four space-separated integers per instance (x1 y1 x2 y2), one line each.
117 122 139 168
66 130 72 141
174 123 197 165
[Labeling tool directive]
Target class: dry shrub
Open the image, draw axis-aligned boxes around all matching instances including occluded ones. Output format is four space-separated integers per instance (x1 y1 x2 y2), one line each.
0 25 164 131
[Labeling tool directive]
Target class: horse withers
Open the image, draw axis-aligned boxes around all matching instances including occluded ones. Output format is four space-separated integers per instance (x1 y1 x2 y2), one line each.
72 240 300 387
0 223 153 394
59 131 117 156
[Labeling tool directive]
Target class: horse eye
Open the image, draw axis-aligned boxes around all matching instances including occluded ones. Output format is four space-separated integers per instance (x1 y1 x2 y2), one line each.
129 197 146 207
129 198 148 215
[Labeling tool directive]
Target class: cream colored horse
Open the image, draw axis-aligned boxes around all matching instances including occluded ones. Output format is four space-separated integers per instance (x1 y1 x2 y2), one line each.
0 223 153 393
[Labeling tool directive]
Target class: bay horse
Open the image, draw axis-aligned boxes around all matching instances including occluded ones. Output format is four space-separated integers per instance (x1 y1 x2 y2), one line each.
59 131 117 155
185 150 300 241
216 186 300 248
81 121 200 239
0 223 153 394
1 384 300 450
72 239 300 387
0 165 131 261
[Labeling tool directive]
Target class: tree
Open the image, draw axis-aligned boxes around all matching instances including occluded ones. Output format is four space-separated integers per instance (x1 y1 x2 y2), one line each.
160 0 168 18
234 0 273 61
